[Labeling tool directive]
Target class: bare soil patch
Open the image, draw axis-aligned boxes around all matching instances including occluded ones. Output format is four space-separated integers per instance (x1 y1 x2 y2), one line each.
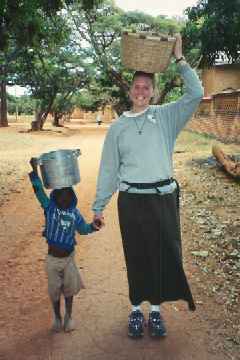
0 124 239 360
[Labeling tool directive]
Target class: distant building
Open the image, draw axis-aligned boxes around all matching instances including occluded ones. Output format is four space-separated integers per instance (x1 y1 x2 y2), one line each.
187 59 240 143
202 63 240 97
71 105 117 123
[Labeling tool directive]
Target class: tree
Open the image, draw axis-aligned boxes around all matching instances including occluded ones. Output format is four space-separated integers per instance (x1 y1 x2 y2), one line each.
183 0 240 66
7 94 36 115
0 1 61 126
14 9 94 130
18 47 89 130
0 0 101 127
51 95 75 127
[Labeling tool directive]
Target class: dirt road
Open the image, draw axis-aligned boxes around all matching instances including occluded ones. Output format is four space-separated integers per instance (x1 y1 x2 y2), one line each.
0 124 239 360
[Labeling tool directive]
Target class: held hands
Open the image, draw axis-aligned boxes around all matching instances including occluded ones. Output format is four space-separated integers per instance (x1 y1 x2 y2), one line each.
92 213 105 231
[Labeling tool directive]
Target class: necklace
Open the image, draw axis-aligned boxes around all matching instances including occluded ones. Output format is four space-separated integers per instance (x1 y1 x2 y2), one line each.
133 117 147 135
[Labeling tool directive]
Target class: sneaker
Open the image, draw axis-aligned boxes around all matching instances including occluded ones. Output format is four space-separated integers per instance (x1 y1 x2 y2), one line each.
52 316 62 332
128 310 145 338
64 315 75 332
148 311 167 337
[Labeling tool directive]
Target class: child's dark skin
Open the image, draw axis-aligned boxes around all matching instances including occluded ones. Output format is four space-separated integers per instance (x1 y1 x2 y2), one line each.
54 188 74 210
30 157 98 328
50 188 77 321
30 158 102 229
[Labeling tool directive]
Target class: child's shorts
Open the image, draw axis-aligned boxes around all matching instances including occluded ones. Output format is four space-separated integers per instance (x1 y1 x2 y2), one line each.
45 251 85 302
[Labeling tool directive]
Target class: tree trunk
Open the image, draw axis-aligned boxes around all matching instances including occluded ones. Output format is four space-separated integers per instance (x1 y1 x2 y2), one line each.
0 80 8 127
40 111 50 129
212 145 240 179
31 96 56 131
31 110 44 131
52 113 64 127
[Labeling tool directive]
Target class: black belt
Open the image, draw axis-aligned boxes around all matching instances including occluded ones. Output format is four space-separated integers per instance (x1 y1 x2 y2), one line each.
122 178 175 192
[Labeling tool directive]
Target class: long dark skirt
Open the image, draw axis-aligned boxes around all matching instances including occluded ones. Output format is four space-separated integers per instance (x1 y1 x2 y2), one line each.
117 189 196 311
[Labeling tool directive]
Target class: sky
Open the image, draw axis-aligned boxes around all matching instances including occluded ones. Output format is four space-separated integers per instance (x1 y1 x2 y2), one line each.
115 0 198 17
7 85 27 97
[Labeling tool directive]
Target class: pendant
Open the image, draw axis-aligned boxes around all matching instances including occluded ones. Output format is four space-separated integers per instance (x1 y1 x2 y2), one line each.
138 131 142 135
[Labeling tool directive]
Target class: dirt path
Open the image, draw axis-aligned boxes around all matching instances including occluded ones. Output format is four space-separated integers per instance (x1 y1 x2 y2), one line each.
0 124 239 360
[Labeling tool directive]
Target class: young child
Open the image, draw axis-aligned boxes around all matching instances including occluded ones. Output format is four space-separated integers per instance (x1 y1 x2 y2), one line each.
29 157 100 332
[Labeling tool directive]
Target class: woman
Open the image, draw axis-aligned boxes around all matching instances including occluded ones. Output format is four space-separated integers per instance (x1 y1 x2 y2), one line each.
92 34 204 338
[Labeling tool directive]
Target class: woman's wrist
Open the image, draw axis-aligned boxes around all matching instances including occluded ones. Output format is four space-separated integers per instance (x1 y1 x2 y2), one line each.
175 55 185 63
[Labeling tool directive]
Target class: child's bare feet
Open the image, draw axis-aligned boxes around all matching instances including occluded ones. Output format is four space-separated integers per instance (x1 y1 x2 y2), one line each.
64 315 75 332
52 316 62 332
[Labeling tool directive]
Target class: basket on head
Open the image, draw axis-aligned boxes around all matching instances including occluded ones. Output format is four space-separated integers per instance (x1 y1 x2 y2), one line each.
121 31 176 74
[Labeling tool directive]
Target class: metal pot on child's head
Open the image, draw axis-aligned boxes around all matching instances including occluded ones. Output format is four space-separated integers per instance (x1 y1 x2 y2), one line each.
37 149 81 189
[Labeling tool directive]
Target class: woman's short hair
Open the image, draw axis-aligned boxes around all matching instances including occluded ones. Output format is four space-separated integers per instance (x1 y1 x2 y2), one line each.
132 71 155 87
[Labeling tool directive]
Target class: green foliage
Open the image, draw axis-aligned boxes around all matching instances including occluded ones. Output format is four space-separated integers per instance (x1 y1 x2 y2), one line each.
0 1 63 51
0 0 107 127
184 0 240 65
14 12 91 125
0 1 100 50
81 0 104 10
74 91 99 111
164 87 182 103
51 94 75 121
120 11 181 34
7 94 36 115
74 76 117 111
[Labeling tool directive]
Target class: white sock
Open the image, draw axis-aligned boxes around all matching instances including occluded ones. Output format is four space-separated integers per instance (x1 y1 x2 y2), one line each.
150 305 160 313
132 305 141 312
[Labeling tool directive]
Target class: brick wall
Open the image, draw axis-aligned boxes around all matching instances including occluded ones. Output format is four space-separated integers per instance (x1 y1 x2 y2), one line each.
186 91 240 144
71 105 116 123
202 64 240 96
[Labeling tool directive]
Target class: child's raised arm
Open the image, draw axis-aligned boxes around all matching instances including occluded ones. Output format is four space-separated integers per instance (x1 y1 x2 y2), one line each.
29 157 50 210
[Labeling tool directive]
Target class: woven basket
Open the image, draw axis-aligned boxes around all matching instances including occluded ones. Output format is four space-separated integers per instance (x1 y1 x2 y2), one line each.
121 31 176 73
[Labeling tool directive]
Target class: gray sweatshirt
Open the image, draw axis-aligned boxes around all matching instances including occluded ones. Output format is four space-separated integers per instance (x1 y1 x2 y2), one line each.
92 63 204 214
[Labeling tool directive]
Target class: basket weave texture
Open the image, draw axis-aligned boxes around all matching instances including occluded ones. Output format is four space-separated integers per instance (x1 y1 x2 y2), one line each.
121 32 176 73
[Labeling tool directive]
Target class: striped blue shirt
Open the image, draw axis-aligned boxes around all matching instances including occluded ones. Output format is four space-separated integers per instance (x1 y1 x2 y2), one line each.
29 172 94 252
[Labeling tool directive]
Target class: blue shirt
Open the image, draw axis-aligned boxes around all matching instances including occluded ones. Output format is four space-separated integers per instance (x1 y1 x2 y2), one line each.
29 172 95 252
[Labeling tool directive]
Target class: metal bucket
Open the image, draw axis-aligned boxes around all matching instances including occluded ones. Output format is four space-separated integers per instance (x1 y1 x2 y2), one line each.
37 149 81 189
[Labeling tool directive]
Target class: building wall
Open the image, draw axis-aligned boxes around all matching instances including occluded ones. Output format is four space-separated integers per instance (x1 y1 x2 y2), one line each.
202 64 240 96
71 105 116 123
186 91 240 143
